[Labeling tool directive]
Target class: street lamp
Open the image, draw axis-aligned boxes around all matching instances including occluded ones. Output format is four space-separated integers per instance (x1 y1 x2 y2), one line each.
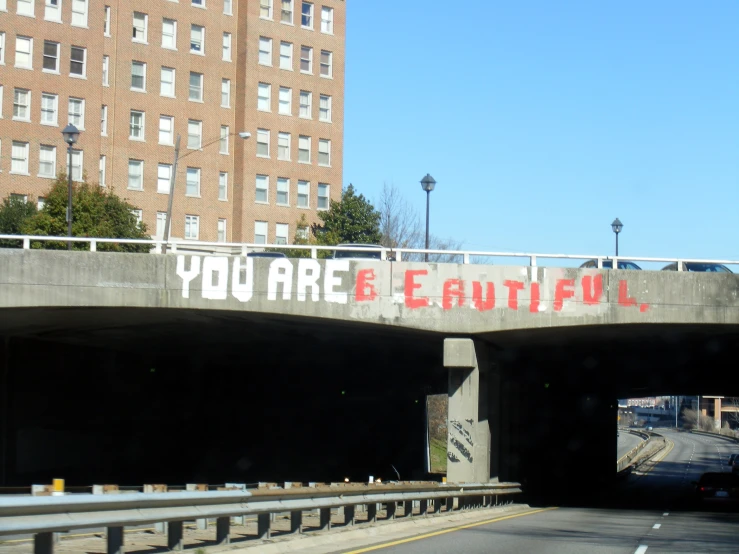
611 218 623 256
420 174 436 263
61 124 81 250
162 131 251 253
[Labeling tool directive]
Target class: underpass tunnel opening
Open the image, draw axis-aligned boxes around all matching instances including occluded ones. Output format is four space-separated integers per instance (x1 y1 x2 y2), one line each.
0 308 449 487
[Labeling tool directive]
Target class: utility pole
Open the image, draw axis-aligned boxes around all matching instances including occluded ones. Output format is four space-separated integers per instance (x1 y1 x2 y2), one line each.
162 134 181 254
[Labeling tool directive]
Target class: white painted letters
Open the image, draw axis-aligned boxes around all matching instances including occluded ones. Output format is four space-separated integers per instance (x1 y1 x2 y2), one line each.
231 257 254 302
268 258 294 301
297 259 321 302
202 256 229 300
324 260 349 304
176 255 201 299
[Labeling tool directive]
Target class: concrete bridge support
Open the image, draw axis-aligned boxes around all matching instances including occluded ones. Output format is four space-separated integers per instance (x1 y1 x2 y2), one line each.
444 338 496 483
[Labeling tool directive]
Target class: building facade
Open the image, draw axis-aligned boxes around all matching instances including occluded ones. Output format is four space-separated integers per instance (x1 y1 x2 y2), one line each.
0 0 345 244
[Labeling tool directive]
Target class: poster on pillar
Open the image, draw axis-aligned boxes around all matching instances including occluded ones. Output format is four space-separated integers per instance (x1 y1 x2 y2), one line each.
426 394 448 474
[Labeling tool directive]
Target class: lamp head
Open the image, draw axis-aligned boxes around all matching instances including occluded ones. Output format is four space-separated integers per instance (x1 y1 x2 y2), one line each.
238 131 251 139
62 124 80 145
420 173 436 192
611 218 623 234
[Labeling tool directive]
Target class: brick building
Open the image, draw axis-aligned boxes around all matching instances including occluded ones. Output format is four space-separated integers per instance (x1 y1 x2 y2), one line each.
0 0 345 244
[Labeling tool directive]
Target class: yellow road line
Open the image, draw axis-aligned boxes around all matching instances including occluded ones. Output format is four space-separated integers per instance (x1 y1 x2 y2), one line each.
638 438 675 477
345 507 557 553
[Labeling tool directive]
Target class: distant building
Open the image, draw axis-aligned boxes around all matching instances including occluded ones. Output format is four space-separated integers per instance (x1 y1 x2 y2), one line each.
0 0 345 243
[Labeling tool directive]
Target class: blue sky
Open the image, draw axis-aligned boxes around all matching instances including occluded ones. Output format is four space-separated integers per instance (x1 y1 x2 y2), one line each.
342 1 739 261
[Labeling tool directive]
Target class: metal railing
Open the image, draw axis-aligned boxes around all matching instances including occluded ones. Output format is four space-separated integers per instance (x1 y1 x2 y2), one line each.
1 234 738 270
616 429 652 472
0 481 520 553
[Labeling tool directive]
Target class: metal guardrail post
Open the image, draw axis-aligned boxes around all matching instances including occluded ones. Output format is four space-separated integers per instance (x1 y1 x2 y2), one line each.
386 501 396 520
257 513 271 539
431 499 441 514
216 516 230 545
367 503 377 523
34 532 53 554
23 238 30 249
90 240 97 252
168 521 184 551
344 505 355 526
403 500 413 517
290 510 302 534
419 499 428 516
107 527 124 554
446 497 454 512
319 507 331 531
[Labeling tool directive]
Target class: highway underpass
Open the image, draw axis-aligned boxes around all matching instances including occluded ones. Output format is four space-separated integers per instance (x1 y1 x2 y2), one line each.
2 302 739 504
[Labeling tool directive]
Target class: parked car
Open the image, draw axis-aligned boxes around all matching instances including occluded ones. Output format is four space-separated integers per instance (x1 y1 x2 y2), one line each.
694 472 739 501
661 262 733 273
580 260 642 270
248 251 287 258
332 244 391 261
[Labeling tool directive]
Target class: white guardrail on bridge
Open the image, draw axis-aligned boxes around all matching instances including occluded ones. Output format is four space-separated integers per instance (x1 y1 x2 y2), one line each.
1 234 739 269
616 429 652 473
0 482 520 554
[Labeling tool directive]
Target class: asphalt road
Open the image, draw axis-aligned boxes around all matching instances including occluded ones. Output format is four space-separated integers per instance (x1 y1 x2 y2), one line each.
348 430 739 554
617 431 645 460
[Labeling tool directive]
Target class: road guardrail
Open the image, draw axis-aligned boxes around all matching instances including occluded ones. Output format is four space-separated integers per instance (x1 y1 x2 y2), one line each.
0 481 521 553
617 429 652 472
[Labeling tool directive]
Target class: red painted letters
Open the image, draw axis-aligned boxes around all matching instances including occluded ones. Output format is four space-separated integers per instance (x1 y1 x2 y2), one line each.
582 275 603 305
355 269 378 302
503 280 525 310
530 282 540 313
618 280 637 307
443 279 465 310
472 281 496 312
405 270 430 309
554 279 575 311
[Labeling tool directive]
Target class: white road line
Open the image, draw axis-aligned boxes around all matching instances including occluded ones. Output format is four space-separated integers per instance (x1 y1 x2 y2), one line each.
635 546 649 554
653 523 661 529
663 512 669 516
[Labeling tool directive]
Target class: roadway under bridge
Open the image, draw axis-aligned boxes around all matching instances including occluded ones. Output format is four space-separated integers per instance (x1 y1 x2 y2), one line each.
1 250 739 502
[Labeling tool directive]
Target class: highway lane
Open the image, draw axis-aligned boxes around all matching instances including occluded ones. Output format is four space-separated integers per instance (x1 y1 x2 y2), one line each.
344 430 739 554
618 431 645 460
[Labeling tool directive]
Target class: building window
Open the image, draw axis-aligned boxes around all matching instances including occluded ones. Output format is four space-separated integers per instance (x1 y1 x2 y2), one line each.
68 98 85 128
38 145 56 178
255 175 268 203
190 25 204 54
99 155 106 186
297 226 308 240
128 160 144 190
320 50 332 77
160 67 175 97
254 221 267 244
185 215 199 240
219 172 228 200
70 46 86 77
224 0 232 15
159 115 174 145
100 104 107 134
298 135 310 163
281 0 293 23
129 110 145 140
279 42 293 70
257 83 271 111
15 36 33 69
301 2 313 28
156 212 167 238
320 6 333 33
157 163 172 193
220 125 229 154
259 37 272 65
276 178 289 206
71 0 88 27
41 93 58 125
43 41 60 72
131 209 143 225
104 6 111 36
12 88 30 121
318 139 330 166
16 0 34 17
221 79 231 108
189 72 203 101
132 12 148 43
38 197 47 210
192 0 204 7
217 219 227 242
162 18 177 49
317 183 329 210
319 94 332 122
67 149 83 180
299 90 312 118
275 223 289 245
222 33 232 61
278 87 292 115
297 180 309 208
256 129 270 157
260 0 272 19
186 167 201 196
300 45 312 73
9 194 27 203
10 142 29 174
131 61 146 90
187 120 202 149
0 33 5 64
277 132 290 160
102 56 109 85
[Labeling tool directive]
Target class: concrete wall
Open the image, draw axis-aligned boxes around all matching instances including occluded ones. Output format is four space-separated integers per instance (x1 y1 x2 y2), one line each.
2 251 739 334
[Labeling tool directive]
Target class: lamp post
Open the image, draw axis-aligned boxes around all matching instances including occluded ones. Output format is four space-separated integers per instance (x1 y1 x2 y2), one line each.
61 124 81 250
162 131 251 254
611 218 623 256
420 174 436 262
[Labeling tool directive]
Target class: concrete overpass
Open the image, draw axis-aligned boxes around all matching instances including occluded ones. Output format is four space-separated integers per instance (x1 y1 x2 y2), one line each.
2 249 739 500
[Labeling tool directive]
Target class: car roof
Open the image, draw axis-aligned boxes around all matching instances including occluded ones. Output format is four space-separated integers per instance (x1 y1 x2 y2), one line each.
662 262 733 273
248 251 287 258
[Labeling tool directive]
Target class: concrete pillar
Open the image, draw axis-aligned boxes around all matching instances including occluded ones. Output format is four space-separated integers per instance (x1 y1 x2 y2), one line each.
167 521 183 551
444 338 493 483
107 527 124 554
715 398 723 429
216 517 230 545
257 513 271 539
